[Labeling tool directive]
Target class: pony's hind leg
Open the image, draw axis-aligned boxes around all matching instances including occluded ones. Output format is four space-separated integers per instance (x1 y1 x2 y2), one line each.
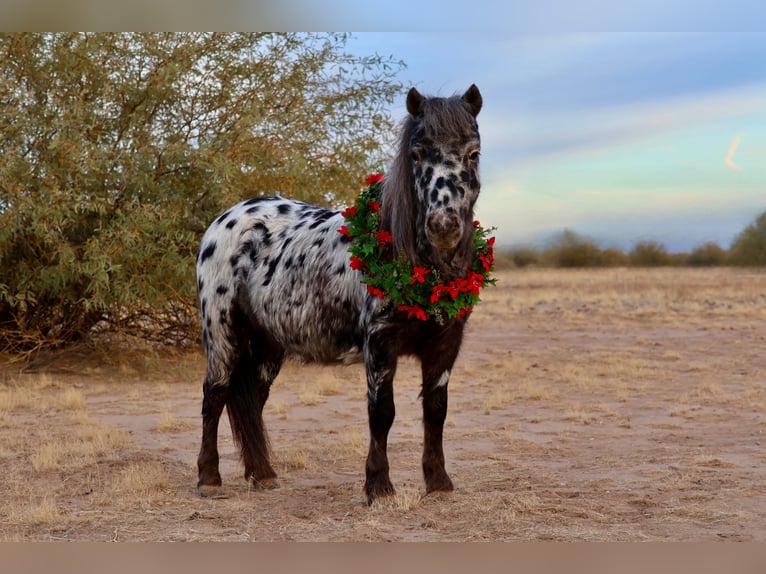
197 373 229 497
226 340 284 490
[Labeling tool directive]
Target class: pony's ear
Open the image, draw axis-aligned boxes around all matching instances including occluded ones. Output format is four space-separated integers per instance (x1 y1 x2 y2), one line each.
462 84 482 117
406 87 425 117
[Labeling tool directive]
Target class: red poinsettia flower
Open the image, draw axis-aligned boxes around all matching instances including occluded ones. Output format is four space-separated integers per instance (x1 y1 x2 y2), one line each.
455 307 473 320
397 304 428 321
368 201 380 212
409 266 430 285
376 229 393 246
365 173 384 186
337 225 351 238
473 220 480 228
341 206 357 218
349 256 366 271
366 285 385 299
479 253 493 272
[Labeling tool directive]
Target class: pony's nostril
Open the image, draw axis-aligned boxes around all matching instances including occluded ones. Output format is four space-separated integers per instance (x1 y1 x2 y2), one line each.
427 217 443 234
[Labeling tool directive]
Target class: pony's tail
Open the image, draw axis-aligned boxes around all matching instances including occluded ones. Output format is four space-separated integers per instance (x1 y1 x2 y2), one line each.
226 353 275 483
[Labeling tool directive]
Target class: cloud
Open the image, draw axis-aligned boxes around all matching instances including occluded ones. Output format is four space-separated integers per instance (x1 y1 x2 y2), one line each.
725 133 743 172
502 82 766 167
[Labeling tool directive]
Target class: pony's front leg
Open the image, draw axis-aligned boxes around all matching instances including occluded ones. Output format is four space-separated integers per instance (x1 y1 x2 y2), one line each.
363 331 398 504
420 326 464 494
421 367 454 493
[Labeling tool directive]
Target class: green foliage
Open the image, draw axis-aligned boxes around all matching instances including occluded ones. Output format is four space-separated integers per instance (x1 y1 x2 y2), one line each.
728 211 766 266
0 33 404 354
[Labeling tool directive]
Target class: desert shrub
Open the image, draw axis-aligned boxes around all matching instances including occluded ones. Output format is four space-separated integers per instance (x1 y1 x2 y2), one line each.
507 246 541 268
600 247 629 267
668 252 691 266
543 230 603 268
729 212 766 266
688 242 727 266
629 241 671 267
0 33 404 355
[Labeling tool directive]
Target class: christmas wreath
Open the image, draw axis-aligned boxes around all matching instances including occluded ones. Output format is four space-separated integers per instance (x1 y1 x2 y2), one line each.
338 173 496 322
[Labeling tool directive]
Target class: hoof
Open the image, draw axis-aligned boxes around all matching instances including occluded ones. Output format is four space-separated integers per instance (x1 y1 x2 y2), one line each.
198 484 228 499
365 478 396 506
250 477 280 491
425 475 454 495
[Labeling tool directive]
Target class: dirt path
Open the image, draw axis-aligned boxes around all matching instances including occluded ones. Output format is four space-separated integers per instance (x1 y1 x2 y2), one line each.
1 268 764 540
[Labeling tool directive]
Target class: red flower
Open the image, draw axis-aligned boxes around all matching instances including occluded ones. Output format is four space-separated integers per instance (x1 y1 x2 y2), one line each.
398 304 428 321
366 285 385 299
455 308 473 320
376 229 393 246
337 225 351 238
473 220 480 228
341 206 357 218
461 272 484 295
368 201 380 212
349 256 366 271
431 282 458 302
409 266 430 285
365 173 384 186
479 253 493 272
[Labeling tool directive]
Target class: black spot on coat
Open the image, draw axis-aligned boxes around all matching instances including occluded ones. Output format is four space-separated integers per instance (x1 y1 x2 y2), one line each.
199 242 216 263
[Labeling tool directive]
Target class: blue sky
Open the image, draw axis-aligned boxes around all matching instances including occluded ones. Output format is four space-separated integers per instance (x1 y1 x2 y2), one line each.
347 33 766 251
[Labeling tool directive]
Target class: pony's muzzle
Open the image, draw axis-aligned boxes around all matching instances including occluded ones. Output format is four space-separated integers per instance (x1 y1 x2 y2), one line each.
426 210 463 250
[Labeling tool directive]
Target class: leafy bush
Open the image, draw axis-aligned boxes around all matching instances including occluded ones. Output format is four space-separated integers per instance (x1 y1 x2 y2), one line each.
728 211 766 266
629 241 671 267
506 246 540 268
0 33 403 355
543 230 604 268
688 242 727 266
600 247 629 267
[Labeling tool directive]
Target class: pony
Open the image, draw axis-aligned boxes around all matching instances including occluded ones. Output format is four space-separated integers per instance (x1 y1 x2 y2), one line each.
195 84 484 504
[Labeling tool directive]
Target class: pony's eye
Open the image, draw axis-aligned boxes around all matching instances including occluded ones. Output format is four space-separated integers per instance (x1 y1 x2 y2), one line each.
468 150 480 163
411 147 424 163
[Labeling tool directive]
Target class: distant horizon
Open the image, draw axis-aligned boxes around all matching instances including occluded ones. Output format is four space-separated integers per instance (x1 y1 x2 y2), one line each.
497 211 761 253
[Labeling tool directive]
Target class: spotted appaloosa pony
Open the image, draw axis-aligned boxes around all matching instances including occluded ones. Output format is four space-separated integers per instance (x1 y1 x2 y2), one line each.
196 84 483 504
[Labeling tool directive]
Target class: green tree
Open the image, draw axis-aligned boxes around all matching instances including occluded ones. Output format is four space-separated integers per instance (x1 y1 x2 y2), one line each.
0 33 404 355
729 211 766 266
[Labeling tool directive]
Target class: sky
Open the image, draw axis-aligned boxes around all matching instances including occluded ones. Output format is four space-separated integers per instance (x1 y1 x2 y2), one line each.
346 32 766 251
3 2 761 253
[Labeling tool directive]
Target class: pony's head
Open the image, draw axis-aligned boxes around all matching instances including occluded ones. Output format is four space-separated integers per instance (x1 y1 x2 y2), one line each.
382 85 483 272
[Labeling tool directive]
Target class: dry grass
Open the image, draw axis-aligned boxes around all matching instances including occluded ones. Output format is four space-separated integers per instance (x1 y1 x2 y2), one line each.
1 268 765 541
7 498 62 527
111 462 172 499
31 420 130 472
59 387 87 411
153 411 195 433
370 484 424 513
297 385 323 406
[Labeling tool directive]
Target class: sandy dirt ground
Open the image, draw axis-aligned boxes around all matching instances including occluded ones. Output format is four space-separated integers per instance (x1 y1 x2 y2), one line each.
1 268 764 541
